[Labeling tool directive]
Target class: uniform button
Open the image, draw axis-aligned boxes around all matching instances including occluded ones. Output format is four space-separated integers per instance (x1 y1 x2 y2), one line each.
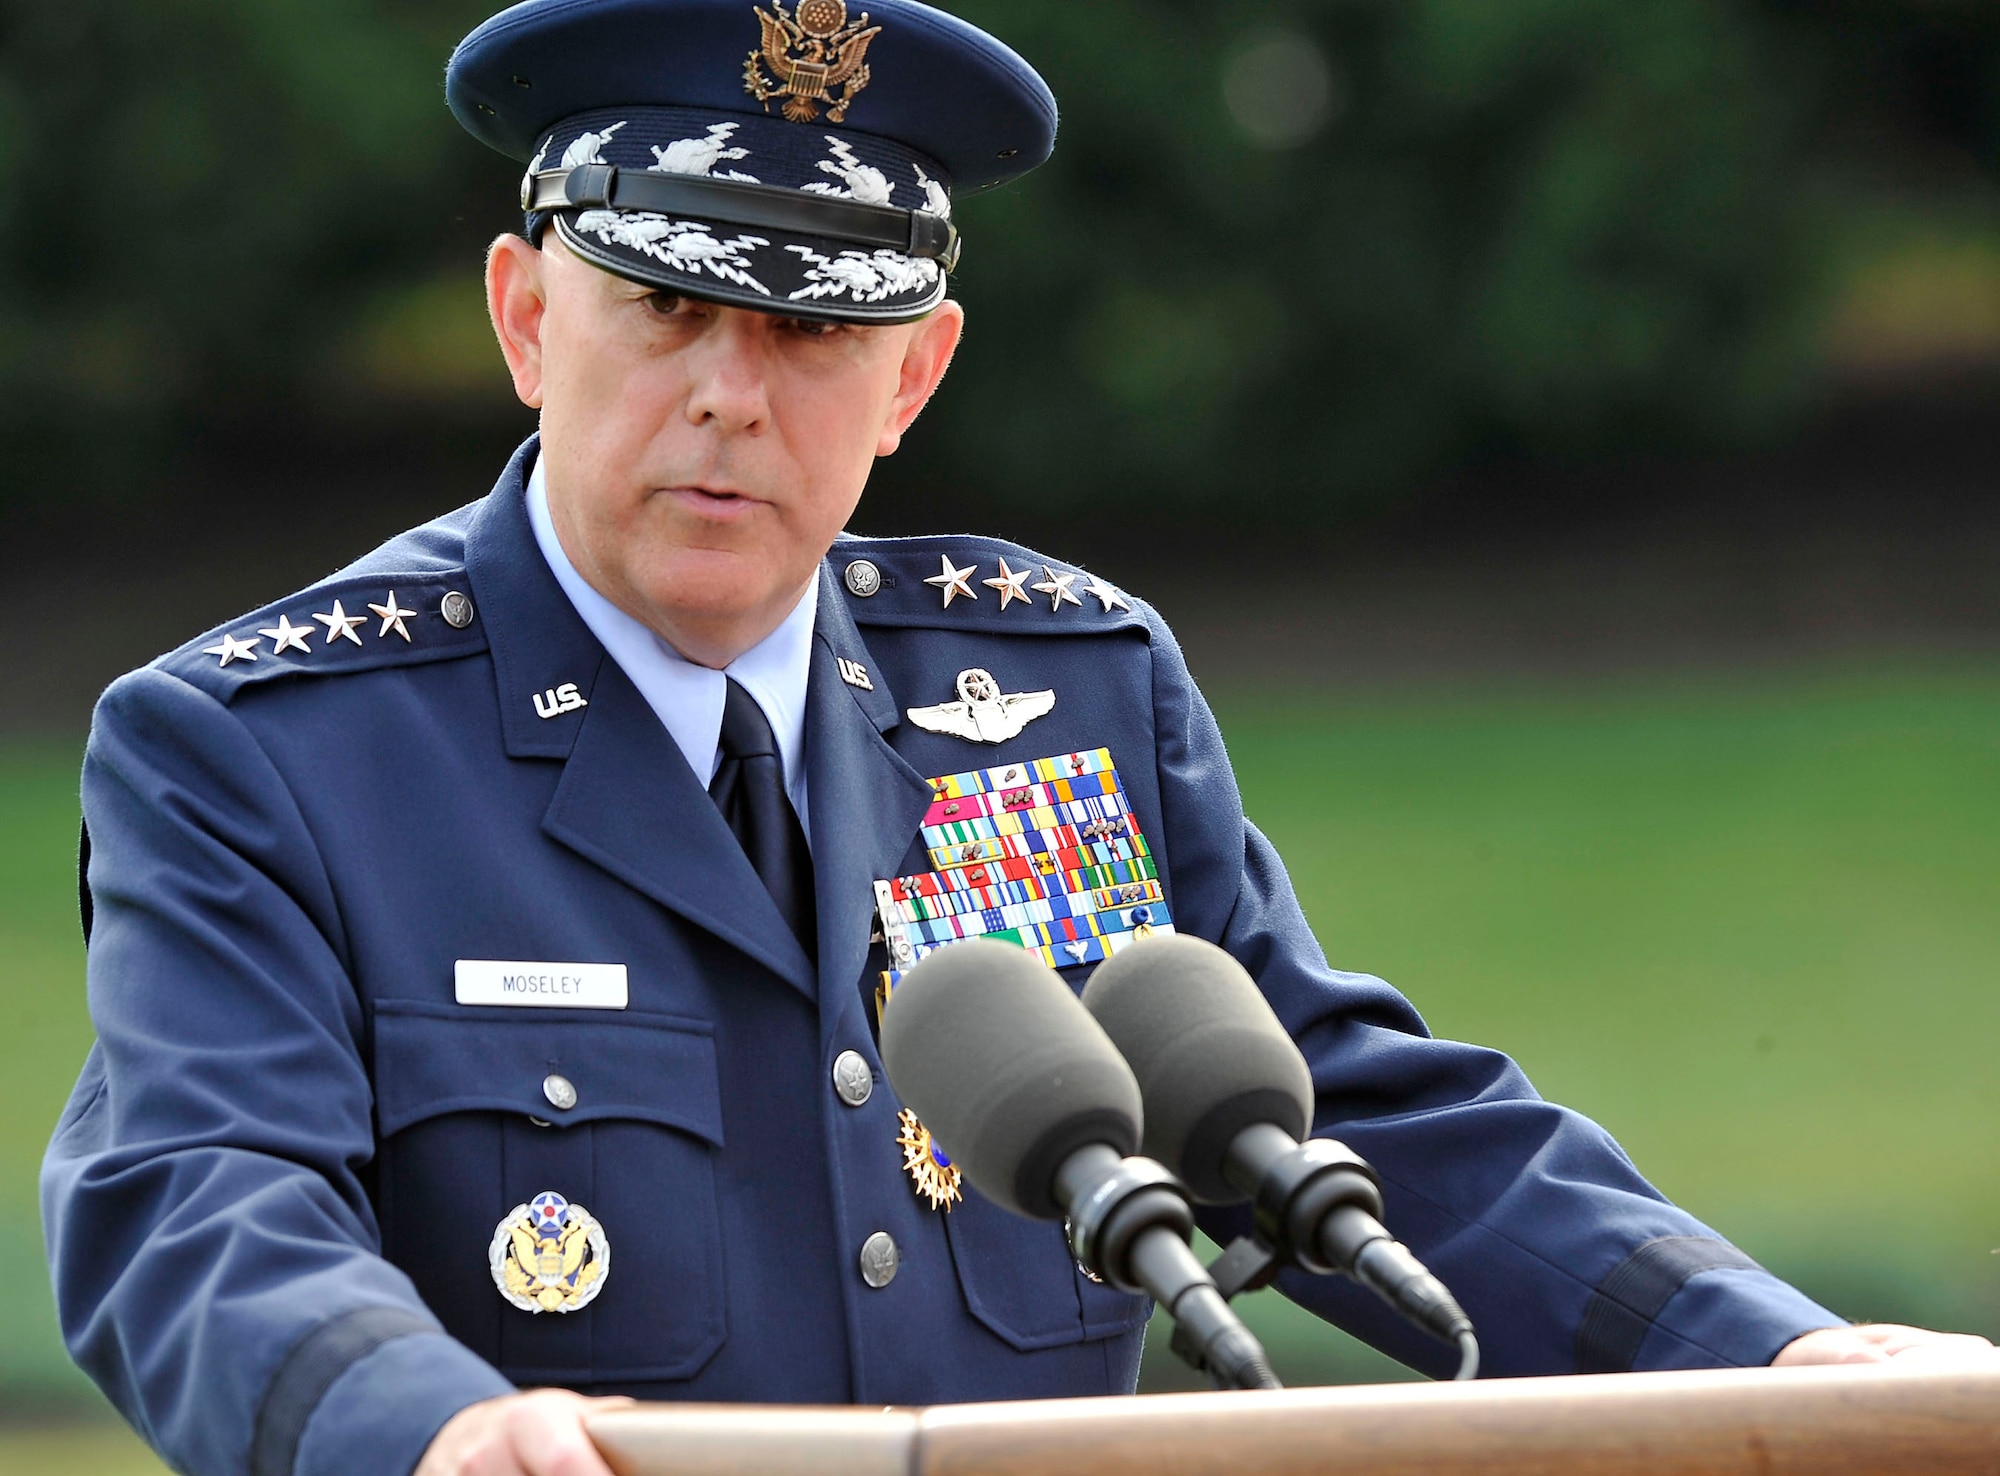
542 1074 578 1111
441 590 476 629
832 1050 873 1107
859 1231 899 1289
844 560 882 598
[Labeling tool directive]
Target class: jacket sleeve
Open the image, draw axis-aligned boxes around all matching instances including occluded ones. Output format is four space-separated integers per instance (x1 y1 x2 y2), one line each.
41 668 512 1476
1136 608 1844 1378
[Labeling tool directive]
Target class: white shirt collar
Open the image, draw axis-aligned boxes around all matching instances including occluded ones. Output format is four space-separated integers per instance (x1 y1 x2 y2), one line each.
526 456 816 831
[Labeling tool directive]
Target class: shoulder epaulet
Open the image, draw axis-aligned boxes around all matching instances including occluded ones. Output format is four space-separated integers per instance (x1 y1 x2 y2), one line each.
831 532 1148 635
158 568 489 702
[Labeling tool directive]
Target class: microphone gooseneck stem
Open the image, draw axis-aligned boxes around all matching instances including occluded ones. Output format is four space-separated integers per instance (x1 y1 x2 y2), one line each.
1225 1122 1480 1375
1337 1216 1477 1356
1055 1144 1282 1392
1127 1229 1283 1392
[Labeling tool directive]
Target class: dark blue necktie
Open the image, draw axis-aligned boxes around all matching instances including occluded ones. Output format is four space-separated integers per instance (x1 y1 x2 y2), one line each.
710 677 816 955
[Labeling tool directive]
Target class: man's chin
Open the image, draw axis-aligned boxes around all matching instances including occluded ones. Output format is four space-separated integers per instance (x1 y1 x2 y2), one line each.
635 555 813 632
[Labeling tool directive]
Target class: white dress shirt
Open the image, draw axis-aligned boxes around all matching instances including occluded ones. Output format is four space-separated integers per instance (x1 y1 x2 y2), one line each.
526 456 815 839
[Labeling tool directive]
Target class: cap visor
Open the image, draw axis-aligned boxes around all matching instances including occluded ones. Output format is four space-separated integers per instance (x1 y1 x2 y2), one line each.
552 209 948 324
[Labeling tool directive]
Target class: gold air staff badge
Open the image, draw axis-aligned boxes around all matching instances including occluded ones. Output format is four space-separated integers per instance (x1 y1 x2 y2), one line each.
896 1109 963 1211
490 1192 610 1313
745 0 882 123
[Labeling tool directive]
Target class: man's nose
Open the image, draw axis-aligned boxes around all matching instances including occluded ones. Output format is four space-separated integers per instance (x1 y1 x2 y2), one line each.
683 312 774 433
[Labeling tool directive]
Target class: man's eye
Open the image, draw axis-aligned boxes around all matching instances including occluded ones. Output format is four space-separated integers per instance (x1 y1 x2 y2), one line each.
785 315 840 338
643 292 688 316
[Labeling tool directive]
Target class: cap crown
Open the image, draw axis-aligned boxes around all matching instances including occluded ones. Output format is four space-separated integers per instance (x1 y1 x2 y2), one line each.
449 0 1056 190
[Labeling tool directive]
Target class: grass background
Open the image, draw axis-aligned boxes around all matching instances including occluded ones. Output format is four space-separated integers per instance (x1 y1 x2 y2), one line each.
1143 663 2000 1389
7 663 1998 1463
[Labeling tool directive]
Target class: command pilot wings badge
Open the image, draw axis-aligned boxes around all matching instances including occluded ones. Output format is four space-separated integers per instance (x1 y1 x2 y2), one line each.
906 668 1055 745
745 0 882 124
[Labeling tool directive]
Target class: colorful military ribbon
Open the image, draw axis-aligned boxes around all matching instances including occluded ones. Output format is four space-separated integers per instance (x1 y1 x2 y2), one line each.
874 748 1173 1018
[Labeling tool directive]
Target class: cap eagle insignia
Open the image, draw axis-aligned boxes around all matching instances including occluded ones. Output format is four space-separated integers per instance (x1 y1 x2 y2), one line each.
745 0 882 124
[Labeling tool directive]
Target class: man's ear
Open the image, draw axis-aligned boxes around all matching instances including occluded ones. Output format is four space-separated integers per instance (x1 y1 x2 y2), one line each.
487 233 549 410
877 300 965 457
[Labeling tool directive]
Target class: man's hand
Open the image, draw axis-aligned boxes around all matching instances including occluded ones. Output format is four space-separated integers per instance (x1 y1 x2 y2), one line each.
1774 1323 1999 1368
417 1389 636 1476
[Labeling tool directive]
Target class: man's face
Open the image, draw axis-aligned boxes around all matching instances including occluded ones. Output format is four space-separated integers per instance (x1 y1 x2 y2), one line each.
489 231 962 665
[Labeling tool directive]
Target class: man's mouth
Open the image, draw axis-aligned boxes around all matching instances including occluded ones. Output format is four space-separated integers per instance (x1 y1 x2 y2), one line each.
661 484 767 519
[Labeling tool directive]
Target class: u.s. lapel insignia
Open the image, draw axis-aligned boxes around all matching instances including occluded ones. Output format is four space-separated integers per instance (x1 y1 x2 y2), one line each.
745 0 883 124
490 1191 610 1313
896 1109 962 1211
533 683 590 720
837 656 874 690
906 668 1055 745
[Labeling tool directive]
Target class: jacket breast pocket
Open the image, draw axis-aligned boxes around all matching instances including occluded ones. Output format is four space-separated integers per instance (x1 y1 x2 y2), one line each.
372 1000 726 1385
942 1189 1153 1352
943 962 1155 1349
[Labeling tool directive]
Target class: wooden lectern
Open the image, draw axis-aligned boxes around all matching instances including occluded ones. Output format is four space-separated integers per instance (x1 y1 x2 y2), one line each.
587 1364 2000 1475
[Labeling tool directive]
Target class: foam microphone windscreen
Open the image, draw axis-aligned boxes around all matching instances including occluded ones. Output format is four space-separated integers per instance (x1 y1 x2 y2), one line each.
1081 935 1314 1202
879 938 1143 1219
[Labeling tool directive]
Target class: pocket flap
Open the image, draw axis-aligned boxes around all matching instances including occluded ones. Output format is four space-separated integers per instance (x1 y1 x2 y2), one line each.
373 999 722 1145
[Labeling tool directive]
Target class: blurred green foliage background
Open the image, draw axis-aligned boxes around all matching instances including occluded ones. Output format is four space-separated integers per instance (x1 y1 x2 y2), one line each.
3 0 1999 517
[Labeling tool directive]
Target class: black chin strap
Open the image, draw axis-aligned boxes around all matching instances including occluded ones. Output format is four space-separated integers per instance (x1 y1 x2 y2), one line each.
523 164 961 270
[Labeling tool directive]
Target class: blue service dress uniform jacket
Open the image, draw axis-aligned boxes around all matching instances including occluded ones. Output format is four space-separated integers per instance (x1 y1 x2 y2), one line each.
43 439 1839 1476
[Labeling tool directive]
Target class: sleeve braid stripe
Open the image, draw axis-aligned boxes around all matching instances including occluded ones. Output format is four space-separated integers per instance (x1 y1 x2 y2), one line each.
1575 1236 1764 1374
250 1306 441 1476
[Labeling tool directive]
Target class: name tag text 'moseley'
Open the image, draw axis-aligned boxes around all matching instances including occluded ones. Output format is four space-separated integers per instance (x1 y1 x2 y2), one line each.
455 960 630 1009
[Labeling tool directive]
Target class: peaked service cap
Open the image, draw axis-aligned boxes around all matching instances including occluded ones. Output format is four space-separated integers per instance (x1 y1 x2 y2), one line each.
448 0 1057 322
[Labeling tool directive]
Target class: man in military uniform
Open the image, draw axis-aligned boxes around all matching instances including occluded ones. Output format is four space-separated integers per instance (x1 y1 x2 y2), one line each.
41 2 1994 1474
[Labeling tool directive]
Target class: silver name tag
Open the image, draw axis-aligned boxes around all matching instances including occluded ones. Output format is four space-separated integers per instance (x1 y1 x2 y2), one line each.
454 960 629 1010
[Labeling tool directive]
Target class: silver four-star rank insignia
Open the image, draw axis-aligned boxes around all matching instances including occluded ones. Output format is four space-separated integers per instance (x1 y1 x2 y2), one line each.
906 668 1055 745
490 1191 610 1314
201 633 260 668
923 554 979 609
200 589 472 668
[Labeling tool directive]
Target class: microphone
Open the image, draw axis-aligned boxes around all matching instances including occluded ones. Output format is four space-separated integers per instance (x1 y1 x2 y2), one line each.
878 939 1281 1391
1080 934 1481 1381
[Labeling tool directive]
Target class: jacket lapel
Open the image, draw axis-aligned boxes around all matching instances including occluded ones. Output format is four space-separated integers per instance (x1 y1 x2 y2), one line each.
544 660 816 997
805 565 934 1029
464 438 604 763
466 438 816 999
